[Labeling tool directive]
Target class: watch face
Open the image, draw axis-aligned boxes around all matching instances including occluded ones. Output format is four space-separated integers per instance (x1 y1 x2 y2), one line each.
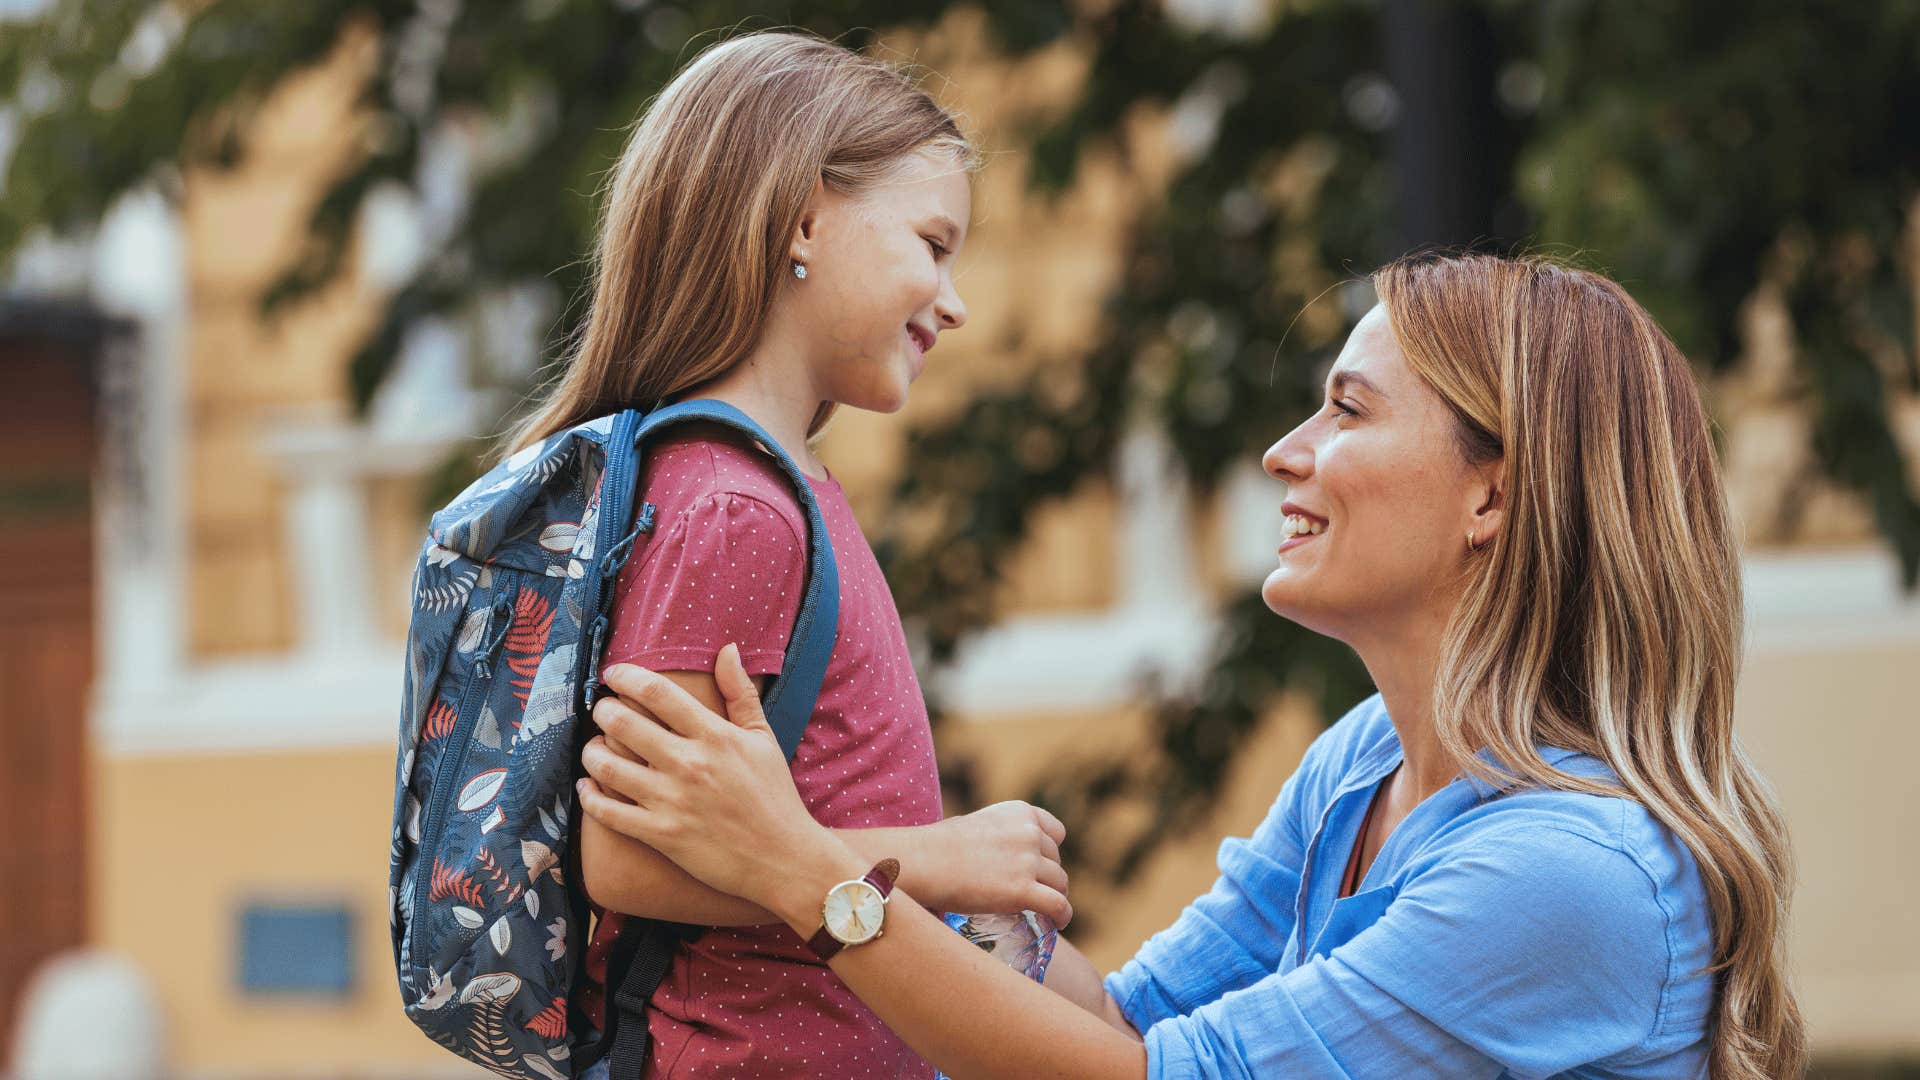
823 880 886 945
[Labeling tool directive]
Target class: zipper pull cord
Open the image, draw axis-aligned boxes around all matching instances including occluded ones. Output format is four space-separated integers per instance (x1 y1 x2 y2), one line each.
473 591 517 680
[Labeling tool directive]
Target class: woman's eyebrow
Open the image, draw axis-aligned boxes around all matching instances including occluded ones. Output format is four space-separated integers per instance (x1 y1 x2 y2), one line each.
1329 370 1386 399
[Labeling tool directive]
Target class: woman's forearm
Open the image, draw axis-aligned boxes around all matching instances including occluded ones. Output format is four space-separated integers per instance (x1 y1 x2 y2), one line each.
768 834 1149 1080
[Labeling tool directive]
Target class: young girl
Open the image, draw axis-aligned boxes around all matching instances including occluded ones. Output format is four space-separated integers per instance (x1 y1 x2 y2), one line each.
497 31 1071 1079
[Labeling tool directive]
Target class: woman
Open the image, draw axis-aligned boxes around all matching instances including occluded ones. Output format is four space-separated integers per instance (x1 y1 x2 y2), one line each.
574 253 1807 1079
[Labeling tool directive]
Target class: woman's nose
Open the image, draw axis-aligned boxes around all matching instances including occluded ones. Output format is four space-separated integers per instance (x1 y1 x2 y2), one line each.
1264 424 1313 483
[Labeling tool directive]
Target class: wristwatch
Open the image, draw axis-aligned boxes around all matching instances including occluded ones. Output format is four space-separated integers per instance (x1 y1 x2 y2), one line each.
805 858 900 961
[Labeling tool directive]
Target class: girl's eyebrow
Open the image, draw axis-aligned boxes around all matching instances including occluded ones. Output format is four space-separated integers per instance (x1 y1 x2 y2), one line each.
1329 369 1386 399
928 214 963 247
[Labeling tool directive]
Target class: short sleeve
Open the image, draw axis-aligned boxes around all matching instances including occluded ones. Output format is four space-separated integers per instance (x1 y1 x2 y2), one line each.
1137 824 1673 1079
599 492 808 680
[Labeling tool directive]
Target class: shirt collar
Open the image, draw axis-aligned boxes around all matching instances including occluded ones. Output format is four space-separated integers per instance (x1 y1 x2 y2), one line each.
1348 714 1595 801
1459 741 1593 798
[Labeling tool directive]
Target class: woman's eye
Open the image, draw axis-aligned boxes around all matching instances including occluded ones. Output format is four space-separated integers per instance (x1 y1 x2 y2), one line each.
1331 398 1358 418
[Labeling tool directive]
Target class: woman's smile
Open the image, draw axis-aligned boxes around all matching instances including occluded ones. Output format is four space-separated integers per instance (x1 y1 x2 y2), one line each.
1278 505 1328 555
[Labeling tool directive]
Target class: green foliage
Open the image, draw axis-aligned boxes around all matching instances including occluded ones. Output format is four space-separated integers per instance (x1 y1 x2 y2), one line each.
5 0 1915 892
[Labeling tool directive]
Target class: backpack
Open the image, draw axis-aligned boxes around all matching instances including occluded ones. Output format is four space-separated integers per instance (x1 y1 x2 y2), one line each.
388 399 839 1079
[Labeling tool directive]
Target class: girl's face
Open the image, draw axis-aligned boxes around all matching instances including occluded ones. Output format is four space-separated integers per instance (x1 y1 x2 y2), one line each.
792 147 971 412
1259 304 1503 645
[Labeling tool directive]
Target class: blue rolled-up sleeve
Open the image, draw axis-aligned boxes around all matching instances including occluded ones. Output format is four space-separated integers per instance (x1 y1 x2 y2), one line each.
1136 824 1673 1079
1103 765 1312 1032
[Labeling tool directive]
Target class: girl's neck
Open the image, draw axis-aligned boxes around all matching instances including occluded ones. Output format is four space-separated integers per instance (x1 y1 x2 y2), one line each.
692 339 832 482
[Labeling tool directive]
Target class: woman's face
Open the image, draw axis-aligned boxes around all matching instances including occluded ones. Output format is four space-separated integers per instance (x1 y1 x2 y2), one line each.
792 147 971 413
1260 303 1501 644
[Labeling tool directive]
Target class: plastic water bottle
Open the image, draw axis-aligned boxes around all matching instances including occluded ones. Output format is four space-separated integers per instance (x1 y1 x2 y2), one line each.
932 910 1058 1080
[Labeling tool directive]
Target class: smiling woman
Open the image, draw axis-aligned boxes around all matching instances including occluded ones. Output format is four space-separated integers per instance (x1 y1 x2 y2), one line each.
577 252 1806 1080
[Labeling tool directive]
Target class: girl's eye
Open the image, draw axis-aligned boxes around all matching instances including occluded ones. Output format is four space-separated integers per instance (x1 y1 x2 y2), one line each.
925 237 948 258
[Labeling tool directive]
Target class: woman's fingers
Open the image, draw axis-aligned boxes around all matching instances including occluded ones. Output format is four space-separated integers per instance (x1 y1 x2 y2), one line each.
576 776 659 840
714 643 772 734
591 695 675 763
602 663 725 740
582 734 663 806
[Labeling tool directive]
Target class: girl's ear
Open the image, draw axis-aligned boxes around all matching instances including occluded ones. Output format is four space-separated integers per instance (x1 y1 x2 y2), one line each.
790 177 829 262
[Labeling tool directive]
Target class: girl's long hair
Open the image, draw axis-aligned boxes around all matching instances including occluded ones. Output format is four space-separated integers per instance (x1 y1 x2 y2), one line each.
502 30 977 459
1374 253 1806 1079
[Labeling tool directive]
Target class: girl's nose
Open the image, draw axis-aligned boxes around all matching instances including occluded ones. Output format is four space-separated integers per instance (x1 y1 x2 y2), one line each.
937 281 967 330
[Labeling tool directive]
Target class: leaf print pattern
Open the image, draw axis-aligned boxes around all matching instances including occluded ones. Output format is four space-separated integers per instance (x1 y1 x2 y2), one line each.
513 643 576 746
458 973 522 1067
526 997 568 1040
424 699 458 741
417 565 479 613
473 846 525 907
520 839 557 881
504 589 555 707
429 859 485 908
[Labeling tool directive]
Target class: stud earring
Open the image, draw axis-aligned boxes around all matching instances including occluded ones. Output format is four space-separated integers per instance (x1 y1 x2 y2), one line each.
792 262 807 280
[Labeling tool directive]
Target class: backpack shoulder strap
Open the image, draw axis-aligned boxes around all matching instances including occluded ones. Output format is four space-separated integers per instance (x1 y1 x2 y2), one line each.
581 401 841 1076
625 399 839 762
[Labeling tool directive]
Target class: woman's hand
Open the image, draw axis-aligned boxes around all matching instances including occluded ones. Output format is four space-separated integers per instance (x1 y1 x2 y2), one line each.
576 644 838 908
919 801 1073 927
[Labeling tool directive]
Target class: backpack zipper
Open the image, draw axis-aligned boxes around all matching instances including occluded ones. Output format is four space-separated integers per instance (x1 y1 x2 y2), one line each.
410 586 516 980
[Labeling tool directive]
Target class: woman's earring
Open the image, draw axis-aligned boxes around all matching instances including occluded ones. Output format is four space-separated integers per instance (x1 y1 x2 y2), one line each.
1466 529 1479 552
792 261 807 280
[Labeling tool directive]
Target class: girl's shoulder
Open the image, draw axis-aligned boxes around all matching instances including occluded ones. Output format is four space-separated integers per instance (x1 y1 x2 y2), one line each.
637 422 809 534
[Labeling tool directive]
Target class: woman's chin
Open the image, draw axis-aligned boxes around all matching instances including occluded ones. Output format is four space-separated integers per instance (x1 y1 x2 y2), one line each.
1261 569 1331 633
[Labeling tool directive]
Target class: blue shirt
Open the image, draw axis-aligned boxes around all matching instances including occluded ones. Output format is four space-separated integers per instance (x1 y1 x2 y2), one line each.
1102 695 1716 1078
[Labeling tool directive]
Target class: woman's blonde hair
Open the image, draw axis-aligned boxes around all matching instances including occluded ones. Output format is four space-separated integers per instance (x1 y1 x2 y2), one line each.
1374 253 1805 1079
503 30 978 458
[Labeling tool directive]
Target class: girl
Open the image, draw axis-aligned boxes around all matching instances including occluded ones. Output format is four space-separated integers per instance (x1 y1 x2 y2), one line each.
579 253 1808 1079
499 31 1072 1079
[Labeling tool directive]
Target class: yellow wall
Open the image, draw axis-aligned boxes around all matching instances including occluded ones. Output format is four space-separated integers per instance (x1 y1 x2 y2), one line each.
88 746 480 1075
1733 639 1920 1056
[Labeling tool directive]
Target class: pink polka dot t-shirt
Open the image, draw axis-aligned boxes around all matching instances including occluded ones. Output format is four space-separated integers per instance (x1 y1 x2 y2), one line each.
579 422 942 1078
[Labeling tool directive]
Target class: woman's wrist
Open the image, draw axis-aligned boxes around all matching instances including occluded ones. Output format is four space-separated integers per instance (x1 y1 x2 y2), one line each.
766 828 872 937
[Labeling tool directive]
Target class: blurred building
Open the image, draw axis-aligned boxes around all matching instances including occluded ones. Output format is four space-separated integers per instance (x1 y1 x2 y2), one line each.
3 16 1917 1078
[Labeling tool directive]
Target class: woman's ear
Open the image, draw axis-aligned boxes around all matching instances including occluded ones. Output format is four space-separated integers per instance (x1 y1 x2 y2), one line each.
1469 457 1506 548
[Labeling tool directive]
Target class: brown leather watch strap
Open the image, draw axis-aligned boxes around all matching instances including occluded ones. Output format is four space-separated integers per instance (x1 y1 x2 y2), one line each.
805 858 900 962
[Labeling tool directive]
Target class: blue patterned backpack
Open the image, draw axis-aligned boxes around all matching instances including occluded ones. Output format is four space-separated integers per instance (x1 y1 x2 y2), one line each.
388 399 840 1078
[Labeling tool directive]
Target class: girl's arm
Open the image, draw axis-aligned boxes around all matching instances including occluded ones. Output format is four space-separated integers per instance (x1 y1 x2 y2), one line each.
580 669 1073 927
1042 935 1141 1038
576 652 1148 1080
